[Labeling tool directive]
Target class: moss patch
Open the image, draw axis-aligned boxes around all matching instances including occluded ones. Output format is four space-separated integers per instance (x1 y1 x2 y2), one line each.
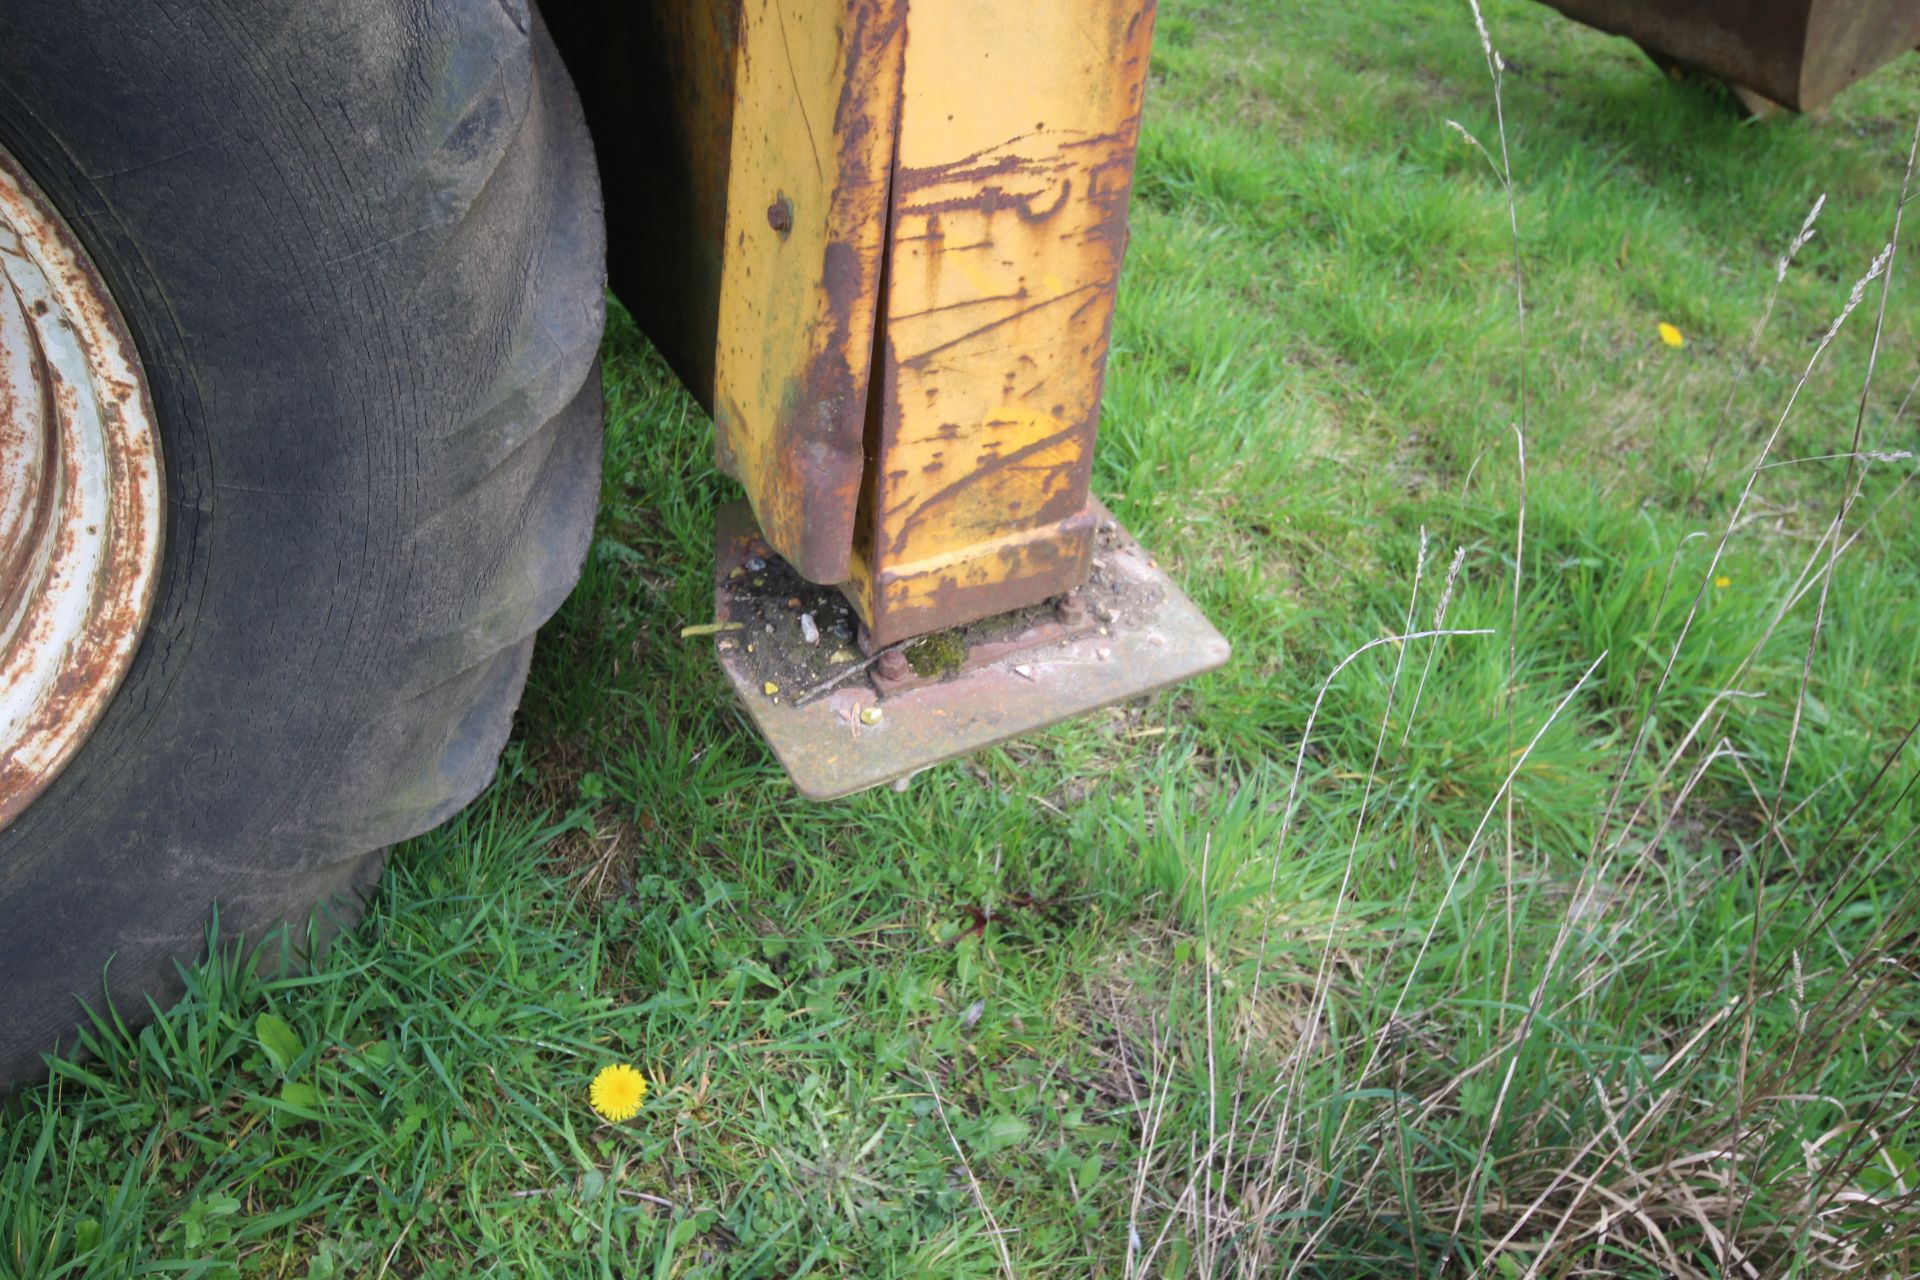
903 629 969 677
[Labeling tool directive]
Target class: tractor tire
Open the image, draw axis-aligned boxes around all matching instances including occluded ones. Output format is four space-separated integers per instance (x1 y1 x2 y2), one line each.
0 0 605 1086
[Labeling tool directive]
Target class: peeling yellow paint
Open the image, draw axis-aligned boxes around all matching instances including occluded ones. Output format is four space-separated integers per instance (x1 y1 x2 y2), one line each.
845 0 1159 644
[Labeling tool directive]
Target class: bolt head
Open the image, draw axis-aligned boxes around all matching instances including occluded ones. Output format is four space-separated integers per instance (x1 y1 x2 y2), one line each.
876 649 910 680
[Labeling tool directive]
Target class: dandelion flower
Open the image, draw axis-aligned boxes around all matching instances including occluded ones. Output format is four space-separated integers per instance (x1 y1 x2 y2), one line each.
1714 575 1731 589
590 1064 648 1122
1657 322 1686 348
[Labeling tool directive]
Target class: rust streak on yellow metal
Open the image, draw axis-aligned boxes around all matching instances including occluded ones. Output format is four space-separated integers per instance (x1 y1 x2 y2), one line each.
845 0 1158 645
713 0 905 585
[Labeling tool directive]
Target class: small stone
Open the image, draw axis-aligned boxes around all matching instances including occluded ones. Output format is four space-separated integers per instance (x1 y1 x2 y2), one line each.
1012 664 1036 681
728 566 745 580
799 613 820 645
746 643 755 653
1096 647 1112 661
717 639 734 652
859 706 883 725
746 556 766 572
787 596 801 609
829 647 859 664
752 577 765 588
764 623 774 634
763 681 780 696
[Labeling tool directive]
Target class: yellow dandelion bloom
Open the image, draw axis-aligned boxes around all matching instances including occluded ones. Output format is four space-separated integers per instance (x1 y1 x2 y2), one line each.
1714 575 1731 589
590 1064 648 1122
1658 322 1686 348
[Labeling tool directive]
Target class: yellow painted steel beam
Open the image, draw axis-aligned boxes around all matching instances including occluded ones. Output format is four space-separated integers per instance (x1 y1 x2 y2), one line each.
706 0 1157 644
844 0 1157 644
712 0 904 585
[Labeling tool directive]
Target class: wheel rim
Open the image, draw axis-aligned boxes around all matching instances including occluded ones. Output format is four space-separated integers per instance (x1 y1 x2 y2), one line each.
0 146 164 833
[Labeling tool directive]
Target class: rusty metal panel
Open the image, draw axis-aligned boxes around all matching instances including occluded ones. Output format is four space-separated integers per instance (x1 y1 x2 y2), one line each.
712 0 904 585
1804 0 1920 109
844 0 1158 646
1535 0 1920 111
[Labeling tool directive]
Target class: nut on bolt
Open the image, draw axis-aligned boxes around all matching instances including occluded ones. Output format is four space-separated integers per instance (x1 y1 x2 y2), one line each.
1055 590 1088 626
876 648 910 681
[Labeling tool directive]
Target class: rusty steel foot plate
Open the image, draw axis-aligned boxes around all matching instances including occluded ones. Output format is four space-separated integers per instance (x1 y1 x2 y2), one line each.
711 499 1231 799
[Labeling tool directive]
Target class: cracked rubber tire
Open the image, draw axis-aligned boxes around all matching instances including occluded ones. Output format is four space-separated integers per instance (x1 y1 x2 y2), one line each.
0 1 605 1086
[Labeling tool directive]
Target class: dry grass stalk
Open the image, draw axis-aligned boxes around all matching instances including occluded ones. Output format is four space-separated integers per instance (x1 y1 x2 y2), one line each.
921 1066 1018 1280
1108 4 1920 1270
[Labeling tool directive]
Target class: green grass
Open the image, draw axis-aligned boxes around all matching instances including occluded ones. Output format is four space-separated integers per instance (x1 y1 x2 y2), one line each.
8 1 1920 1275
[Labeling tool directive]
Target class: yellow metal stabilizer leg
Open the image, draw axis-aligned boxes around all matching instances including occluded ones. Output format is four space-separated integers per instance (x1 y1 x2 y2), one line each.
554 0 1229 795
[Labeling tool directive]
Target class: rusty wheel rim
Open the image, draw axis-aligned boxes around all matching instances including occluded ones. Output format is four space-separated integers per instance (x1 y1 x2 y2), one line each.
0 146 164 834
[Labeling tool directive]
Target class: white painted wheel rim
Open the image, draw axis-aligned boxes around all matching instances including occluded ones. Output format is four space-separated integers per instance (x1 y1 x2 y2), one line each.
0 146 164 833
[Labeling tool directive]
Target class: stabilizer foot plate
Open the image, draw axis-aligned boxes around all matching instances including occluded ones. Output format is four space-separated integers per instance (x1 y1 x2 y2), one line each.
711 499 1230 799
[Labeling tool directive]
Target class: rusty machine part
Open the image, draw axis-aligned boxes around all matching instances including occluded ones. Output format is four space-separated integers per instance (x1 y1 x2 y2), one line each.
0 146 163 834
550 0 1224 796
1534 0 1920 114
